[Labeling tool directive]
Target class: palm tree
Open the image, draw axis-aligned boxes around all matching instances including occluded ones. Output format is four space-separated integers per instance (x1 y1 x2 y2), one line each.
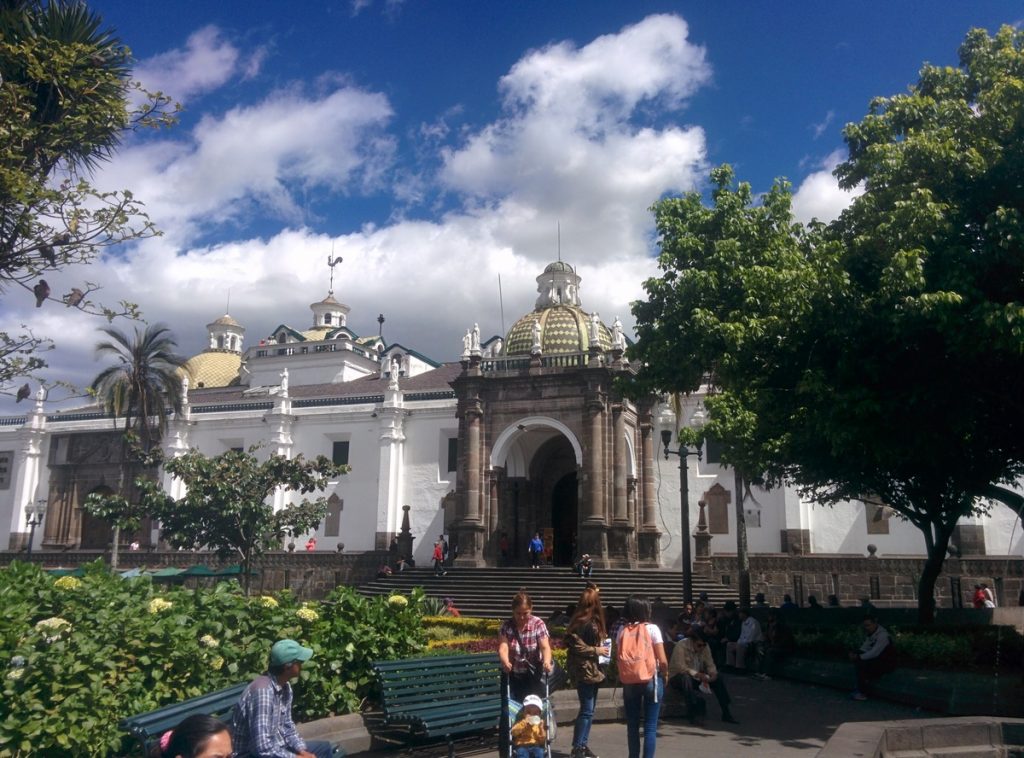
91 323 186 566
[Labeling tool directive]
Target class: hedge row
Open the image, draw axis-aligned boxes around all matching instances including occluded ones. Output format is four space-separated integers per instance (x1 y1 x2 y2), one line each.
0 561 427 757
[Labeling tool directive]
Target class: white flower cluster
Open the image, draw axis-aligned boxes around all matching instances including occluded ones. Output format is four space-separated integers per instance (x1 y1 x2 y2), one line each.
147 598 173 614
34 617 72 642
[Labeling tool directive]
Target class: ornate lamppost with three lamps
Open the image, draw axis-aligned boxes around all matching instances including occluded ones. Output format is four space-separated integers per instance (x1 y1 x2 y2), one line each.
661 406 704 605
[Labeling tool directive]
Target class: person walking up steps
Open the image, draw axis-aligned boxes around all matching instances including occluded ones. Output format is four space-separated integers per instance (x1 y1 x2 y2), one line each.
528 532 544 569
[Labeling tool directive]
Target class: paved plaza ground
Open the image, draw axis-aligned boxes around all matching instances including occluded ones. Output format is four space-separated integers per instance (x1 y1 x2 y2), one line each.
347 672 935 756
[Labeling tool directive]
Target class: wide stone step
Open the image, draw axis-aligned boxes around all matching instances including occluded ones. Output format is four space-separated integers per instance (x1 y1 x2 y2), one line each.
357 567 737 617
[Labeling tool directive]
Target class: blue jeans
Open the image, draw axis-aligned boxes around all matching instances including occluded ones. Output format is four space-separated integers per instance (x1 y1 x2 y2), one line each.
622 677 664 758
573 682 599 748
515 747 545 758
306 740 339 758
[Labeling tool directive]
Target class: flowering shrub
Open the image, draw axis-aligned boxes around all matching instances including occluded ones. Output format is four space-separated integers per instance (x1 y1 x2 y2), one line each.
54 575 81 591
387 594 408 607
0 560 427 756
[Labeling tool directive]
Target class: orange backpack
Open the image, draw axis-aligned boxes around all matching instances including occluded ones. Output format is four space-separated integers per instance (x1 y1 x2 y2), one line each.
617 622 656 684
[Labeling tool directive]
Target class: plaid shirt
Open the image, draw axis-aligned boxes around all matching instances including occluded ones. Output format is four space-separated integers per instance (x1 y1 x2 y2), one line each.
500 615 549 675
232 673 307 758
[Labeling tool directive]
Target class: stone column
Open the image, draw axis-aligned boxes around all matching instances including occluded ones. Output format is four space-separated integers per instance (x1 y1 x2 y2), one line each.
636 409 661 566
455 399 485 566
579 395 607 562
608 403 631 566
7 396 47 551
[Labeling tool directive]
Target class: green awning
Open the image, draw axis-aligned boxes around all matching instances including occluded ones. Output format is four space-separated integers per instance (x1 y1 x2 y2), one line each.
182 564 220 577
46 567 85 577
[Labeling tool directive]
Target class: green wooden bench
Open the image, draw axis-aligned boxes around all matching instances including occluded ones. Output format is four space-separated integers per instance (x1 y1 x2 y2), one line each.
118 681 248 756
372 652 502 758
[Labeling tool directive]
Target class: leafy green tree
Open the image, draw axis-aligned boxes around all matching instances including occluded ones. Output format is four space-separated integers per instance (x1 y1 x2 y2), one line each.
135 447 345 595
87 324 186 566
0 0 176 393
631 26 1024 623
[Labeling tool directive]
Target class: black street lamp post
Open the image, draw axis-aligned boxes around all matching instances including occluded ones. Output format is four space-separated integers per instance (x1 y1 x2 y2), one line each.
24 499 46 558
661 429 700 605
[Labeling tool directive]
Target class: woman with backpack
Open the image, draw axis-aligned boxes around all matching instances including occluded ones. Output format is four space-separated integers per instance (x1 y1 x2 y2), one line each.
617 594 668 758
565 586 609 758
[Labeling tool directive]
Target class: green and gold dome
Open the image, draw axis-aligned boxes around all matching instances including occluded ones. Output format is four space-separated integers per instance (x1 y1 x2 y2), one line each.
502 262 612 356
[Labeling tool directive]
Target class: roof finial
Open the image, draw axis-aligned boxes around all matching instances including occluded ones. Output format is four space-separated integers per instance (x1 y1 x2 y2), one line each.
557 221 561 263
225 288 231 315
327 244 343 295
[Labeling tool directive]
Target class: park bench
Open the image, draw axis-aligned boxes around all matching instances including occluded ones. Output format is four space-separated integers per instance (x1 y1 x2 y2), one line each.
371 652 502 758
119 681 248 756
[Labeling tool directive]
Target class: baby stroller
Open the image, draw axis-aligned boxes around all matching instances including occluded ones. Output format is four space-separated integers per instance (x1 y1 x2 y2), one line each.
502 673 555 758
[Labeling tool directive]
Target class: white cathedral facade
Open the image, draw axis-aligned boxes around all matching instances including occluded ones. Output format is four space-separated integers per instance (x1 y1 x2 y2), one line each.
1 262 1022 571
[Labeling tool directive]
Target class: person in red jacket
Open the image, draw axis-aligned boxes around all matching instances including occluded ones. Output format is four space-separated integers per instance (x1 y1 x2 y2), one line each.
432 541 447 576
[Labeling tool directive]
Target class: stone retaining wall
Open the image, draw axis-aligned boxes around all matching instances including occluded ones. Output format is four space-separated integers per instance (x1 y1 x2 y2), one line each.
711 554 1024 609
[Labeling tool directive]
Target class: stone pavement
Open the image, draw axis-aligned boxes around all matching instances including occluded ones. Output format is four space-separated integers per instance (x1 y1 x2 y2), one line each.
310 671 937 757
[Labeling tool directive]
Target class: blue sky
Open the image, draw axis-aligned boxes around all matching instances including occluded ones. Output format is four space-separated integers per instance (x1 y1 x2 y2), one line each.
2 1 1019 411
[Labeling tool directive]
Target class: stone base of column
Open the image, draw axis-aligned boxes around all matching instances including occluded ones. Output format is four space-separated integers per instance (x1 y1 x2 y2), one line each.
607 525 634 568
452 521 487 567
7 531 28 552
693 531 713 577
637 528 661 567
577 523 609 568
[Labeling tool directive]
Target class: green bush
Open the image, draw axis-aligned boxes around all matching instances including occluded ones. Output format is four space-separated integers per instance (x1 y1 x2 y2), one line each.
790 622 1022 671
0 561 427 757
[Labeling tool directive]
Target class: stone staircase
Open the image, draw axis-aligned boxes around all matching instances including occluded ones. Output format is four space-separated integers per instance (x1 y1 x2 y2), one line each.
357 566 738 618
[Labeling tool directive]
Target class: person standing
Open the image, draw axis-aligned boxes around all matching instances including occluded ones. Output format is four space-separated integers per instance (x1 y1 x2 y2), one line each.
232 639 336 758
565 586 608 758
617 594 668 758
499 531 510 566
439 533 450 567
498 590 553 755
432 541 447 576
528 532 544 569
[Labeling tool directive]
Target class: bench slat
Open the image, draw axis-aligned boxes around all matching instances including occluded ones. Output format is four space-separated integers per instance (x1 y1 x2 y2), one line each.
119 682 248 753
372 653 502 742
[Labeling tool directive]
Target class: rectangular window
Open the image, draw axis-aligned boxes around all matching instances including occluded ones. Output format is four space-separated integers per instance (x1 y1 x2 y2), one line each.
332 441 350 467
704 437 724 464
0 451 12 489
446 438 458 472
230 446 243 454
864 498 891 535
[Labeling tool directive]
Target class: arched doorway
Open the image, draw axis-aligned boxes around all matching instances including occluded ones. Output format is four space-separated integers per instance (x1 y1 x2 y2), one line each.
551 472 578 565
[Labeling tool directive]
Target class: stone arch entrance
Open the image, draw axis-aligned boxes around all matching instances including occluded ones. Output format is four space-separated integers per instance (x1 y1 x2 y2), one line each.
530 435 578 567
551 471 578 565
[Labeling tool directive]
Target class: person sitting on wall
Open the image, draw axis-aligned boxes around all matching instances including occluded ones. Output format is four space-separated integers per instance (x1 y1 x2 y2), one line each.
305 536 316 552
848 614 896 701
668 628 738 724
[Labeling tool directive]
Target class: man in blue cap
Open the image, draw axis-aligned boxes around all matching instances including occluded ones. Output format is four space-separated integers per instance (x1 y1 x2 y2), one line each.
232 639 338 758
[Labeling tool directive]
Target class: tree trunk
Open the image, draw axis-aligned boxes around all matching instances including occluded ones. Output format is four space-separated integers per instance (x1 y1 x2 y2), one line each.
916 520 954 625
734 469 751 607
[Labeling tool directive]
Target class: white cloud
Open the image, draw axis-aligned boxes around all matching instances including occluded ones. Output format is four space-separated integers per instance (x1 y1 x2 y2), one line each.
95 83 396 245
133 26 255 103
1 14 709 413
441 14 710 265
811 109 834 140
791 150 864 223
